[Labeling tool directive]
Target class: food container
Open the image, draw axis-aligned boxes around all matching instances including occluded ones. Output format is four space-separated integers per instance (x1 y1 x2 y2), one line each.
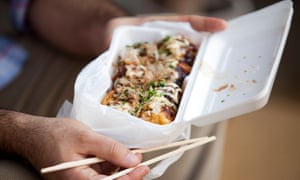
60 0 293 148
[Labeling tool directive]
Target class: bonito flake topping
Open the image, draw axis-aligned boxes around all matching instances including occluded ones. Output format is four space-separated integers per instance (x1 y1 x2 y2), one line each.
101 35 198 125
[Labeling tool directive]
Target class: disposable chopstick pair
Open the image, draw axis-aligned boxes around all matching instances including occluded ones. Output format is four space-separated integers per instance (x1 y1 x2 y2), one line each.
102 136 216 180
40 136 216 175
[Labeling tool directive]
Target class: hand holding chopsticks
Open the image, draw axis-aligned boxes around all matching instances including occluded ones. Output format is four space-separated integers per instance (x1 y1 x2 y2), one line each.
41 136 216 179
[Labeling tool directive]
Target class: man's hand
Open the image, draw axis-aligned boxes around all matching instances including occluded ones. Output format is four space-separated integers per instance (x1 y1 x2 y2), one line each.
0 110 149 180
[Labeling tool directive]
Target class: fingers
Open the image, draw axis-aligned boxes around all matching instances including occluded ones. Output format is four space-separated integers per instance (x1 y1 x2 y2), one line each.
83 132 140 168
179 15 227 32
70 159 149 180
90 165 149 180
45 166 106 180
109 15 226 33
117 166 150 180
46 163 149 180
72 166 100 179
140 15 227 32
105 15 226 49
91 161 120 175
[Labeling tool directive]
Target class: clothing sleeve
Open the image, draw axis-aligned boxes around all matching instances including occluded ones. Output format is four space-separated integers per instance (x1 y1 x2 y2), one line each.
0 0 29 90
0 35 27 90
9 0 31 31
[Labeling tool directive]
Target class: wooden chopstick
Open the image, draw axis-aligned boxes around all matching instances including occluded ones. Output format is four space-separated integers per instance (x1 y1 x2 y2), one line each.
133 136 209 154
41 158 104 174
102 136 216 180
40 136 211 174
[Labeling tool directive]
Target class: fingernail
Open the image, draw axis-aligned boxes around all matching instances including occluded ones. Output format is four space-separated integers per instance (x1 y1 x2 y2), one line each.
125 152 139 165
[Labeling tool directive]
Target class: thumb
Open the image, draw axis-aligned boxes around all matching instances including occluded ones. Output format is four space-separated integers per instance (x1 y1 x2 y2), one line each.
84 133 141 168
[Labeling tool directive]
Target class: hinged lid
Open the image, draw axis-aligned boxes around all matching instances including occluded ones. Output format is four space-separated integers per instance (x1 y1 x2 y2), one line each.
184 0 293 126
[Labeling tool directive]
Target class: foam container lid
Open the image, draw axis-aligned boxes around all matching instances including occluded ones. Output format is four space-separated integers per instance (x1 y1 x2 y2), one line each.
182 0 293 126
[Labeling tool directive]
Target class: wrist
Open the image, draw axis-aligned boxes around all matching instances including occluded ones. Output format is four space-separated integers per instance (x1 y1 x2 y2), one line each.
0 109 45 168
0 110 29 154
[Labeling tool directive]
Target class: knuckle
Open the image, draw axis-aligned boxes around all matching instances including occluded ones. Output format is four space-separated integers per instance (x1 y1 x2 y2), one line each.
77 130 93 144
108 141 119 157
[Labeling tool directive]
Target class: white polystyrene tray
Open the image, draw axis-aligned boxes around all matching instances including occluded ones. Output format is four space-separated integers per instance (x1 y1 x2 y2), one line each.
68 0 293 148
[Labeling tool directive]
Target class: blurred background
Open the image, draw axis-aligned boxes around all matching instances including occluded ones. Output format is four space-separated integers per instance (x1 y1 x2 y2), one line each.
0 0 299 180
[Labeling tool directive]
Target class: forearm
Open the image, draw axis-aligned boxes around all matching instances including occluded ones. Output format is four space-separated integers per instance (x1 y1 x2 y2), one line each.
27 0 128 58
0 109 44 167
1 109 25 155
